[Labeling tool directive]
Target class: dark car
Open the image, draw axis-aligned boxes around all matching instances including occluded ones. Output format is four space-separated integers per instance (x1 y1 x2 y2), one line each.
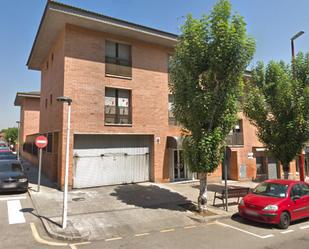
0 160 28 192
0 151 17 160
238 180 309 229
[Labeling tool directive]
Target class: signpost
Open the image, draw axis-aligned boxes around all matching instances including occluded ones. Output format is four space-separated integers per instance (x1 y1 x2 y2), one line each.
35 135 48 192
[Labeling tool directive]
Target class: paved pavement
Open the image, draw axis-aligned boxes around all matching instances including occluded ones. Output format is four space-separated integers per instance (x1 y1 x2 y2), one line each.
23 160 263 241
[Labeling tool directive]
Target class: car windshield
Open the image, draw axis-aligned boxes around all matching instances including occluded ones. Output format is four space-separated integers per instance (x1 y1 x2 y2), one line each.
0 161 22 173
253 182 288 198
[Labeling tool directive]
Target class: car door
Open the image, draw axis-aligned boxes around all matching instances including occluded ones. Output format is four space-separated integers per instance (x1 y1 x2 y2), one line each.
289 184 308 220
299 183 309 218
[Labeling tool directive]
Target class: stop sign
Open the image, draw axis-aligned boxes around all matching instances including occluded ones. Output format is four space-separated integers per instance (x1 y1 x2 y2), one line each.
35 135 48 149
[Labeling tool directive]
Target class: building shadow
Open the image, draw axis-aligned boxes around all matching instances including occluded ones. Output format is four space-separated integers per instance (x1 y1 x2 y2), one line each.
110 184 192 212
22 160 58 189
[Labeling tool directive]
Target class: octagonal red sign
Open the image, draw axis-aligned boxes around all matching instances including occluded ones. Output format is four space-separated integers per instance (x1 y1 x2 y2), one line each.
35 135 48 149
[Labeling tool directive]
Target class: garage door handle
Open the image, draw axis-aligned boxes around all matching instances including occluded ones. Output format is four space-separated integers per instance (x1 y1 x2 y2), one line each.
100 154 104 157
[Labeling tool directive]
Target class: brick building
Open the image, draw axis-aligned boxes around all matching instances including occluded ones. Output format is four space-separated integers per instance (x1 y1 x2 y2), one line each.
14 91 40 164
25 1 302 189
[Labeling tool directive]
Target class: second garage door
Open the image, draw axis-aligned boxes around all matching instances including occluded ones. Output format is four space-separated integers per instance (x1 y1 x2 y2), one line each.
73 135 152 188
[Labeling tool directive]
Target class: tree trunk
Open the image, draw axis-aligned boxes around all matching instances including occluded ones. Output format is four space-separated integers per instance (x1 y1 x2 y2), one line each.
283 163 290 180
198 172 208 212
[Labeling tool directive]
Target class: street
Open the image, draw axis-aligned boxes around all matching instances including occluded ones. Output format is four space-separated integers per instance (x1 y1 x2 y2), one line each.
1 191 309 249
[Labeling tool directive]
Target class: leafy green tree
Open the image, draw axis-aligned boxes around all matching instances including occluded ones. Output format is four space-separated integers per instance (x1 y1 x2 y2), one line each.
243 54 309 179
169 0 255 211
3 127 18 145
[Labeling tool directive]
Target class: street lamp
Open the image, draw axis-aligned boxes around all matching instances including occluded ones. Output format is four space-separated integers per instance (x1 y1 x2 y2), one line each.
16 121 21 161
57 96 72 229
291 31 305 181
291 31 304 78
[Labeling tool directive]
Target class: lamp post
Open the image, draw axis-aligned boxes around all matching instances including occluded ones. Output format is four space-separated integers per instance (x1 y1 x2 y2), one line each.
57 96 72 229
16 121 21 161
291 31 305 181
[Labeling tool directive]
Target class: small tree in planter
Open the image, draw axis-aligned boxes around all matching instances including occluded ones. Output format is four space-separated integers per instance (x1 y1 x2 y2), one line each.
169 0 255 212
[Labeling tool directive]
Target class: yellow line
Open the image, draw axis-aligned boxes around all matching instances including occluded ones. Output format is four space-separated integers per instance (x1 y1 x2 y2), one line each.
160 229 175 233
69 242 91 249
134 233 150 237
184 225 197 229
30 223 68 247
105 237 122 241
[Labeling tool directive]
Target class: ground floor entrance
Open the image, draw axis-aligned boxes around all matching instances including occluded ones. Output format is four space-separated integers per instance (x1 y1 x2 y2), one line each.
169 149 194 181
73 134 152 188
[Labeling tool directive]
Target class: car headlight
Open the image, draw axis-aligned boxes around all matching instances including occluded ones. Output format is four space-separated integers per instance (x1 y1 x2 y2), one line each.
18 178 28 183
239 199 245 206
263 205 278 211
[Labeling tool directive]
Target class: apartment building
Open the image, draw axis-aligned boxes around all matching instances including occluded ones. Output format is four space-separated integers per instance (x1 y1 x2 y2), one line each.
25 1 301 189
14 91 40 164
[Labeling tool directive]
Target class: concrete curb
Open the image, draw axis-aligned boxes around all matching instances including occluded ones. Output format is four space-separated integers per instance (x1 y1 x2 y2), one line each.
40 218 90 242
28 189 90 242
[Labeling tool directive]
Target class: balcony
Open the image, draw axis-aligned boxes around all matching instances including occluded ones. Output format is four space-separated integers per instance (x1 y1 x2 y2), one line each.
226 132 244 146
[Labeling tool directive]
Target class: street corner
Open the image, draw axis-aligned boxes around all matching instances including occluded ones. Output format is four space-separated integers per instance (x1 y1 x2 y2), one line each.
40 216 90 242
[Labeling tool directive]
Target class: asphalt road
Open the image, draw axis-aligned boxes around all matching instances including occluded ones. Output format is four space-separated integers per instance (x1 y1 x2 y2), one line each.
1 192 309 249
0 191 57 249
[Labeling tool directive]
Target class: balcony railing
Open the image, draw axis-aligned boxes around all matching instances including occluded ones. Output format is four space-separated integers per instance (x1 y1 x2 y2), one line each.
226 132 244 146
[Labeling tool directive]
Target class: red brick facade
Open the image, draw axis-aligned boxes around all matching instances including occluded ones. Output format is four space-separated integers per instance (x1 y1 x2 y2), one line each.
26 2 300 189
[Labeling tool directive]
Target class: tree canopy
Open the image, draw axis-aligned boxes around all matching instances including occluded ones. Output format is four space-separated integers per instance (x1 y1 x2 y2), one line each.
170 0 255 174
169 0 255 211
243 53 309 178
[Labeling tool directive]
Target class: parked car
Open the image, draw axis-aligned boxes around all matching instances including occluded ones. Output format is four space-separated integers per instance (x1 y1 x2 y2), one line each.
0 152 17 160
238 179 309 229
0 160 28 192
0 146 11 153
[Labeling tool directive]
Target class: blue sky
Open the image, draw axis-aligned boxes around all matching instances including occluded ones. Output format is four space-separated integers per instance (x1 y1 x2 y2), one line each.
0 0 308 129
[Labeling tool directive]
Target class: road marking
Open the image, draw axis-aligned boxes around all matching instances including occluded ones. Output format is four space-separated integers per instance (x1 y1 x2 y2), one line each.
216 221 274 239
281 230 294 234
160 228 175 233
105 237 122 241
7 200 25 224
184 225 197 229
300 225 309 230
0 196 26 201
134 233 150 237
30 223 68 246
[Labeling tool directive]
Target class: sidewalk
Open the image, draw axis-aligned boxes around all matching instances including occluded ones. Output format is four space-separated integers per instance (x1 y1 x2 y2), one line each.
24 160 259 241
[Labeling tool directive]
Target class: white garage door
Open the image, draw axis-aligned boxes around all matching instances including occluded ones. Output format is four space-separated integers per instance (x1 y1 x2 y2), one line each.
73 135 151 188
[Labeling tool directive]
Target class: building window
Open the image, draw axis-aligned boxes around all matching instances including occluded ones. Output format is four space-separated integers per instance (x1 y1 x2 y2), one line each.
46 61 49 70
168 94 177 126
168 54 172 83
256 157 266 175
45 98 48 108
105 88 131 125
226 120 244 146
46 133 53 153
50 94 53 105
51 53 54 62
105 40 132 78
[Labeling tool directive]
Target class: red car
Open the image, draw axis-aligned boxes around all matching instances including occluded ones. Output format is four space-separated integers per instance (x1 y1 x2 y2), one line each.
238 179 309 229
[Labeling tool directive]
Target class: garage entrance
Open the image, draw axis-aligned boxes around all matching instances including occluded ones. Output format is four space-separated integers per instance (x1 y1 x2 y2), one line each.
73 134 152 188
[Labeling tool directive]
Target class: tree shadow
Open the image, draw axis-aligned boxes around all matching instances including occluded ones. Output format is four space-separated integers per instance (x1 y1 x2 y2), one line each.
110 184 192 212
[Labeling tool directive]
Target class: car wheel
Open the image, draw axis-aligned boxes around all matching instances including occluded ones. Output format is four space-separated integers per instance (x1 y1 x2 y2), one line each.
278 211 290 229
